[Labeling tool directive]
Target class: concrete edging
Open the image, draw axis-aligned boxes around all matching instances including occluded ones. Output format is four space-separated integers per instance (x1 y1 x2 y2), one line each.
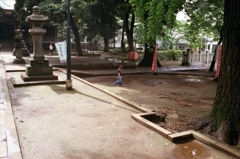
131 113 173 137
131 113 240 159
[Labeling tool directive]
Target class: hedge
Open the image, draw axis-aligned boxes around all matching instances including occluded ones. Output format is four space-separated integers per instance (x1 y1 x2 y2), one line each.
158 50 183 61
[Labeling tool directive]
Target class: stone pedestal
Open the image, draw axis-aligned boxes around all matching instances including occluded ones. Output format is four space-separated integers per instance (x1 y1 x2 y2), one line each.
26 59 54 76
23 59 58 81
13 43 25 64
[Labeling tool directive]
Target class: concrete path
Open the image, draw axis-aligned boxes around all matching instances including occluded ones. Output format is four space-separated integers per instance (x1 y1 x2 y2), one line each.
0 51 237 159
0 52 22 158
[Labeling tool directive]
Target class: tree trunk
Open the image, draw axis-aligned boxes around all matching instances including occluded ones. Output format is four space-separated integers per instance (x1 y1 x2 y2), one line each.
124 10 135 52
113 37 115 48
138 42 154 66
201 0 240 145
121 21 125 52
137 42 161 67
137 11 161 67
103 37 109 52
70 14 82 56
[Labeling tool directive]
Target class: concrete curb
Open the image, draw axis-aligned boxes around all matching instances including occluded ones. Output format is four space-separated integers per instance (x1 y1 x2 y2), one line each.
70 68 215 78
131 113 173 137
0 57 22 158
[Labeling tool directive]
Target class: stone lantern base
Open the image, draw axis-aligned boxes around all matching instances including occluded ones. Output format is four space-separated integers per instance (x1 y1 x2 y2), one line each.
22 59 58 82
13 58 25 64
12 40 30 57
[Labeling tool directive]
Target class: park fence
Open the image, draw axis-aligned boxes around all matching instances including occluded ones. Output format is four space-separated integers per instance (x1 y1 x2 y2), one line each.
191 51 214 66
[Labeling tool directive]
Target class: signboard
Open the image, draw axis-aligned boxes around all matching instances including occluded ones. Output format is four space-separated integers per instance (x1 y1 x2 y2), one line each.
215 45 222 78
55 40 67 63
151 44 158 72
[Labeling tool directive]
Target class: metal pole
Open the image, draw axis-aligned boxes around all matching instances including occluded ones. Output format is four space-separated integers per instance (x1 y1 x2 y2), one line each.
66 0 72 90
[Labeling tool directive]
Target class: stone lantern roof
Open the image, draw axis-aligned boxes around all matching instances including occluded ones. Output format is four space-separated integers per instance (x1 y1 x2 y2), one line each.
25 6 48 24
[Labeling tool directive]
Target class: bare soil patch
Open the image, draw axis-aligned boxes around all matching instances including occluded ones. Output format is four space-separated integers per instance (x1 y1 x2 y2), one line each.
83 71 216 133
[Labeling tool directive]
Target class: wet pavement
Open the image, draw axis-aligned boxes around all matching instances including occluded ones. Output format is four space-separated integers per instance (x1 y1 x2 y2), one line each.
0 50 238 159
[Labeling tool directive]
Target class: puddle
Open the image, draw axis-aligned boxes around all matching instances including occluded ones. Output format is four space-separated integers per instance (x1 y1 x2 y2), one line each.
157 81 166 84
185 78 201 82
100 57 122 63
172 139 235 159
172 139 219 159
144 81 167 86
155 81 167 85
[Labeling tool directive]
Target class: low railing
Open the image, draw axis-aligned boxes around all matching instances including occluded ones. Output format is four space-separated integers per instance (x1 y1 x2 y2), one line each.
43 37 66 44
191 51 214 64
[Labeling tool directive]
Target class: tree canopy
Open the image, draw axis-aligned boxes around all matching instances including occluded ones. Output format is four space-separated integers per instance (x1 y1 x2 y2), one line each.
130 0 184 42
82 0 121 51
14 0 44 22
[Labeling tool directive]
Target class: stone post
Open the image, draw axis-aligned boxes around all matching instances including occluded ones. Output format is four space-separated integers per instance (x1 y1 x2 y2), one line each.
22 6 57 81
13 26 25 64
181 49 191 66
187 51 192 65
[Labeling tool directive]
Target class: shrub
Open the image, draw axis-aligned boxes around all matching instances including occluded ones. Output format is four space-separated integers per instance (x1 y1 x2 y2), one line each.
111 48 121 54
158 49 183 61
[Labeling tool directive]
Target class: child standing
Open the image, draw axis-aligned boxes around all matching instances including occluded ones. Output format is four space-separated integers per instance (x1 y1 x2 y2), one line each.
49 42 54 55
114 66 123 86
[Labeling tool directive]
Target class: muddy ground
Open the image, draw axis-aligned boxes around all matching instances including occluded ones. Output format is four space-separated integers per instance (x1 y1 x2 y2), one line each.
82 71 217 133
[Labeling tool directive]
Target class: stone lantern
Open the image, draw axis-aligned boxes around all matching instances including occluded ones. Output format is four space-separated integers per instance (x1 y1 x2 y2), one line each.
13 26 30 57
22 6 57 81
13 26 25 64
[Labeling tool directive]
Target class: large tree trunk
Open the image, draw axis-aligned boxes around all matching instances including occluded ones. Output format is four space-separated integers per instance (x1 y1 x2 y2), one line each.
70 14 82 56
199 0 240 146
103 37 109 52
138 42 155 66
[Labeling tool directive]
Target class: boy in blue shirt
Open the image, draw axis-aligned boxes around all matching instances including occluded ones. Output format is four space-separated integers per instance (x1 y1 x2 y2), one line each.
114 66 123 86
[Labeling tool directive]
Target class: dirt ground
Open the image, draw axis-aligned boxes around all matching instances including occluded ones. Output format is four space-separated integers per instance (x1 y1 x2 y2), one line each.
7 70 236 159
83 71 217 133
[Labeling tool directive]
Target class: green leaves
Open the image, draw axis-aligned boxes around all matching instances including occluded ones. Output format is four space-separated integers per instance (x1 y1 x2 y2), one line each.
184 0 223 38
129 0 184 46
82 0 121 41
